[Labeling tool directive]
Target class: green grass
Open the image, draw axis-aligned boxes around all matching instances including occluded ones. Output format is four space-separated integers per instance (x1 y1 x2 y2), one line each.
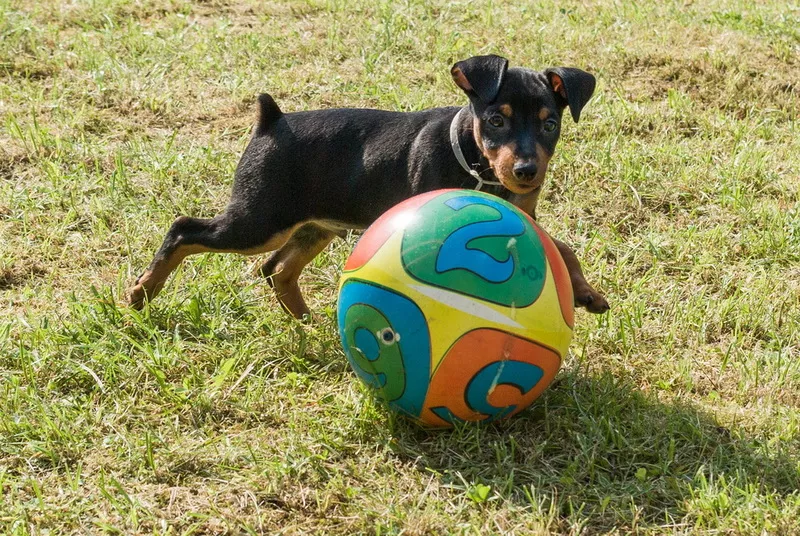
1 0 799 533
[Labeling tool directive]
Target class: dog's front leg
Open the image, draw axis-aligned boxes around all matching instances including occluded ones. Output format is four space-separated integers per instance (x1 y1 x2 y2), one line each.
550 237 609 313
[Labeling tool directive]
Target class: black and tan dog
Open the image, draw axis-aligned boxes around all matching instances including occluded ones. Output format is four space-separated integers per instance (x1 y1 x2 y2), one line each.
127 54 609 318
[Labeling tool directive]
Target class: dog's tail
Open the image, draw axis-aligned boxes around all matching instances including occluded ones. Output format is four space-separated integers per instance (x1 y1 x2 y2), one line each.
255 93 283 135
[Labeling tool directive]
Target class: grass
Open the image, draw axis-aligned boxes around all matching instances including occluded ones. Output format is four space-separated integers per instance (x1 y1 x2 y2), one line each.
1 0 799 533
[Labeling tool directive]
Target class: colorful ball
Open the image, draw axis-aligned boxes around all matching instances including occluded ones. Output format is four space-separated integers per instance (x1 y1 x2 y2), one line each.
337 189 574 427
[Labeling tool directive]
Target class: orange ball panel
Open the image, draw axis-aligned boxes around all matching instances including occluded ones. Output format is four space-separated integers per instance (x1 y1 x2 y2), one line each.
419 328 562 427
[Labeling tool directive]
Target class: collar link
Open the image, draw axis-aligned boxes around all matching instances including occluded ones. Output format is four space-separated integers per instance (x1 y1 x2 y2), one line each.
449 107 503 191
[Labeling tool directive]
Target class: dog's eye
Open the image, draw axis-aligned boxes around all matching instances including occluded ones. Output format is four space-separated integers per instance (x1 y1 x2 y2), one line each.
543 119 558 132
487 114 505 128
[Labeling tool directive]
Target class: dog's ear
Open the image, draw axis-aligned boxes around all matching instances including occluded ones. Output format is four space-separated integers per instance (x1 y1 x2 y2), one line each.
544 67 596 122
451 55 509 104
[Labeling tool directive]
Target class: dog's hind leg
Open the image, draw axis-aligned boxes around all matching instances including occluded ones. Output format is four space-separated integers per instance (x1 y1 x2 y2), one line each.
128 212 301 309
259 223 338 320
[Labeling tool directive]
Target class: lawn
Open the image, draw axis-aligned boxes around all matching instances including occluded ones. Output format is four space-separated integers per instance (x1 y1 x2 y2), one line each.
1 0 799 534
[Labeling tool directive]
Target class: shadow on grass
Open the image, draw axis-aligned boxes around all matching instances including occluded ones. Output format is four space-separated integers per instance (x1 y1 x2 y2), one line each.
387 371 799 532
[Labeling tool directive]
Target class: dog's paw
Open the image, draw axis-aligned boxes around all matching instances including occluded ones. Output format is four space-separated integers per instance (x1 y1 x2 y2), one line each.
127 284 146 309
127 274 152 310
575 286 610 314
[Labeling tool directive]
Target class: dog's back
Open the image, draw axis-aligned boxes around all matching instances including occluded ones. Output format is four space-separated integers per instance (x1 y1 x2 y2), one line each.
239 97 464 226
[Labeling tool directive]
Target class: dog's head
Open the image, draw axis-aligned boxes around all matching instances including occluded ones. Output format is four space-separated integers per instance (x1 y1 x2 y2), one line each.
451 55 595 194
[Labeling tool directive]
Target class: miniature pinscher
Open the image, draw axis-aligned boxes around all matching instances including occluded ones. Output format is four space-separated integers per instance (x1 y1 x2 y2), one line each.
127 55 609 318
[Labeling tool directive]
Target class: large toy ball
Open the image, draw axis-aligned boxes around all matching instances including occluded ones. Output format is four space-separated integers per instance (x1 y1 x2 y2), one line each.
337 189 574 427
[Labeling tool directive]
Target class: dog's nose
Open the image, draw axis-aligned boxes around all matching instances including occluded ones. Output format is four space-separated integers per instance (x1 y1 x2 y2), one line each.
513 161 538 179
